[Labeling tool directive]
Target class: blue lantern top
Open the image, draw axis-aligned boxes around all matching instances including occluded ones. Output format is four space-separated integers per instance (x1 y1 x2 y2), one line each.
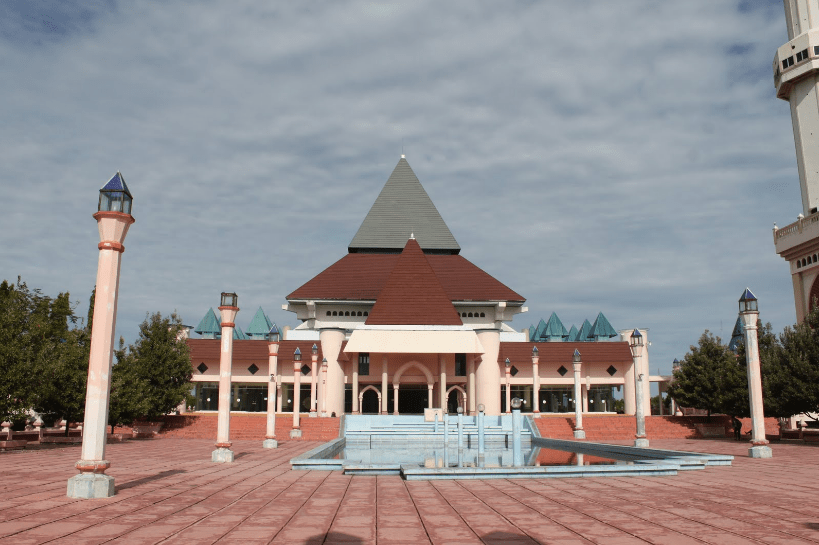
98 172 133 214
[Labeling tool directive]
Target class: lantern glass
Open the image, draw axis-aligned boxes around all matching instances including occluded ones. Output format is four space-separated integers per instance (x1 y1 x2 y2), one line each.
294 347 301 361
98 172 133 214
312 343 318 355
478 403 485 413
511 397 523 410
532 346 538 355
220 292 238 308
505 358 511 368
267 325 280 343
739 288 758 313
572 349 581 364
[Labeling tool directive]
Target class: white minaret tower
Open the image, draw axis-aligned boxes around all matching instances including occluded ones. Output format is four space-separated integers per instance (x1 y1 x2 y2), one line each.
773 1 819 322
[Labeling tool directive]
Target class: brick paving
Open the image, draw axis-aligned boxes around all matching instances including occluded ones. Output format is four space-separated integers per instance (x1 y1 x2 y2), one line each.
1 437 818 544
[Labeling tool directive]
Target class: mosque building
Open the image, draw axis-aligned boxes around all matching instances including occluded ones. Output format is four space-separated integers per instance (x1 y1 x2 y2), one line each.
186 157 655 417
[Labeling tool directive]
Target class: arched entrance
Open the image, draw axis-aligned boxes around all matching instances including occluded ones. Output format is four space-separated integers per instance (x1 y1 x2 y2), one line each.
359 385 381 414
809 274 819 314
446 385 467 414
392 361 435 415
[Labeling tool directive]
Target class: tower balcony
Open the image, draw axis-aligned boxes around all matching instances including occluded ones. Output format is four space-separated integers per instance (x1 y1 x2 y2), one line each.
774 212 819 266
775 29 819 100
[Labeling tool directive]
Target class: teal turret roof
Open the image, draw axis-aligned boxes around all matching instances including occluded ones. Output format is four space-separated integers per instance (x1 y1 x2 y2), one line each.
194 308 221 339
246 307 274 339
589 312 617 340
577 319 593 342
566 324 578 342
529 325 536 342
542 312 568 341
233 326 248 340
532 318 547 341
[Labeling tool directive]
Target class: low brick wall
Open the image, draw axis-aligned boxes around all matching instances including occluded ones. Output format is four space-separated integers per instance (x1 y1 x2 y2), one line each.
156 413 341 442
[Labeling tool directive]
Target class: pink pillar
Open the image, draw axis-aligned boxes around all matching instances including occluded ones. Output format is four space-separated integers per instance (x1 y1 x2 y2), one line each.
263 341 279 449
740 300 772 458
393 384 399 415
320 358 328 417
572 351 585 439
467 356 476 415
291 353 303 438
505 361 512 414
310 348 318 417
68 210 134 499
439 355 447 411
212 303 238 462
381 357 389 415
532 351 540 416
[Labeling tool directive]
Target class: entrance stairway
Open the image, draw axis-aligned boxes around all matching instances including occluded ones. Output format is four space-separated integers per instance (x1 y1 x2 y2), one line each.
535 415 737 440
344 414 532 447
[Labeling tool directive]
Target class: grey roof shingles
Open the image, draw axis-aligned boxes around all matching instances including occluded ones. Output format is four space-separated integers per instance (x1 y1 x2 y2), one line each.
348 157 460 253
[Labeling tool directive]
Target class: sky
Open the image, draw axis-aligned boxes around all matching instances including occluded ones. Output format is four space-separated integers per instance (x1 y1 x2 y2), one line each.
0 0 801 381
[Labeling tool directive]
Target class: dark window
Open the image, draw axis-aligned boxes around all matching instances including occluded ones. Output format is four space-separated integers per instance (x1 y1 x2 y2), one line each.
358 353 370 376
301 364 310 376
357 311 362 316
197 362 208 374
607 365 618 376
783 55 795 69
815 45 819 56
797 48 809 62
455 354 467 376
332 311 337 316
364 311 369 316
557 365 568 376
326 311 331 316
480 312 485 317
510 365 519 377
248 364 259 375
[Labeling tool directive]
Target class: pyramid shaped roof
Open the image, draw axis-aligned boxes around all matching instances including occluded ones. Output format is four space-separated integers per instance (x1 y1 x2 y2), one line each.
528 325 536 342
101 171 132 197
194 308 221 337
589 312 617 340
577 319 593 342
349 158 460 254
532 318 547 341
365 238 463 326
233 326 248 340
246 307 274 337
565 324 578 342
542 312 568 340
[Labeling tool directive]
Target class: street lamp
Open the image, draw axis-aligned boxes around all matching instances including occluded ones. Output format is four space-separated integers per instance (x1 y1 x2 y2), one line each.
511 397 524 466
531 346 540 417
504 358 512 414
321 357 328 417
310 344 318 417
264 325 280 449
68 172 135 499
739 288 772 458
630 329 649 447
572 349 585 439
213 292 239 463
291 347 303 438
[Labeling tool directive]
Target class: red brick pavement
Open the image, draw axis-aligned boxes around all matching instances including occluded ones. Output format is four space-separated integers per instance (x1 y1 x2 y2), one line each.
1 438 818 544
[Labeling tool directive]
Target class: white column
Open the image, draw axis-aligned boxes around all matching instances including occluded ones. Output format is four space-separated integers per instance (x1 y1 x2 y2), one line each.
309 348 318 417
352 360 360 415
291 355 302 438
532 353 540 417
213 305 238 462
428 384 434 409
439 355 447 411
572 354 585 440
505 364 512 415
68 212 134 499
393 384 399 415
263 341 279 448
381 356 389 415
467 356 476 415
740 309 773 458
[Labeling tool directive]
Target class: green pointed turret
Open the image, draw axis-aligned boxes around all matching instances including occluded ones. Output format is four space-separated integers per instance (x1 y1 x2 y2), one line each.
532 318 547 341
246 307 274 340
728 317 744 352
589 312 617 341
233 325 248 340
194 308 221 339
576 319 592 342
565 324 578 342
542 312 568 341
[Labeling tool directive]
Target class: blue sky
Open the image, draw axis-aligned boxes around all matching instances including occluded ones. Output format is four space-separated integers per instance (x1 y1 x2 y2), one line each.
0 0 800 378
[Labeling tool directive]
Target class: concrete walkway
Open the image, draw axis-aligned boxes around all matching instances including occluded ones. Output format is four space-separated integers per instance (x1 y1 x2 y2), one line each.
1 438 818 544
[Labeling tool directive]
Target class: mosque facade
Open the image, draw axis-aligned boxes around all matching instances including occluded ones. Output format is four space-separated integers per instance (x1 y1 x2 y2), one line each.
186 157 654 417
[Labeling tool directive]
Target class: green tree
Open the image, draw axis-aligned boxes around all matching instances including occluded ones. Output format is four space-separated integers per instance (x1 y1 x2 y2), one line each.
667 330 749 418
759 309 819 419
112 312 192 422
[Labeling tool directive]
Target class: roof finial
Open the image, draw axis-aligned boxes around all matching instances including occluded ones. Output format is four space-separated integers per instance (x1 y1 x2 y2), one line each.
401 138 405 159
410 232 415 240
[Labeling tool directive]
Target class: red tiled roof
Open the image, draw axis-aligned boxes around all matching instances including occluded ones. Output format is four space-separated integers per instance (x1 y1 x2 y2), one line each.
187 339 349 365
286 252 524 303
366 239 463 326
498 341 633 366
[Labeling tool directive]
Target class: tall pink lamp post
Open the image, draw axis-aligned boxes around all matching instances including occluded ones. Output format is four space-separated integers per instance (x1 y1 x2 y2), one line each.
630 329 649 448
739 289 773 458
291 348 303 438
309 344 318 417
263 325 280 449
213 292 238 463
572 349 585 439
531 346 540 417
67 173 134 499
